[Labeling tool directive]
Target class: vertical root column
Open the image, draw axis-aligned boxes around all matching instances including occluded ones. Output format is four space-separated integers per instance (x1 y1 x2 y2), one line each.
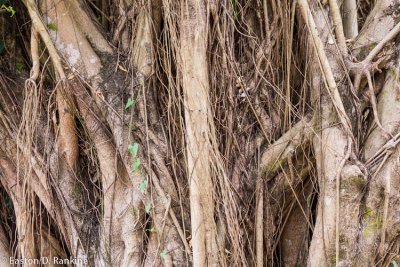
180 0 220 266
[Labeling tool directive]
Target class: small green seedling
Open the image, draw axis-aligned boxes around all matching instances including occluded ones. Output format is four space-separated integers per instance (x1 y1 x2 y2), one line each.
47 23 58 31
128 143 139 158
139 179 147 193
145 203 152 214
125 98 135 109
133 158 141 173
146 227 156 233
15 62 24 71
160 250 168 259
0 4 15 17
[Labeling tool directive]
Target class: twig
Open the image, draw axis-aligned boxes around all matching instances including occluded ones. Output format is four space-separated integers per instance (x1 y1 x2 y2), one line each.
150 170 192 256
366 71 390 137
365 132 400 167
342 0 358 39
255 179 263 267
262 0 270 39
328 0 347 55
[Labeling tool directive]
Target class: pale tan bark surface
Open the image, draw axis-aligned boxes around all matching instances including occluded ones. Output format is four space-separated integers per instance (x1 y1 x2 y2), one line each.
1 0 400 266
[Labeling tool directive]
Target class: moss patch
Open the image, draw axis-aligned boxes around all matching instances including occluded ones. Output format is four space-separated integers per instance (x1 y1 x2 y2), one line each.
357 42 378 61
261 158 286 176
362 208 383 237
340 175 366 191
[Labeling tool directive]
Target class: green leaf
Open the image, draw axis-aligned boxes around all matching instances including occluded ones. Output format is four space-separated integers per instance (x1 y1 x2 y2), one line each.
145 203 152 214
9 6 14 16
146 227 156 233
47 23 58 31
1 4 15 17
133 158 141 173
128 143 139 158
393 260 399 267
15 62 24 71
125 98 135 109
160 250 168 259
139 179 147 193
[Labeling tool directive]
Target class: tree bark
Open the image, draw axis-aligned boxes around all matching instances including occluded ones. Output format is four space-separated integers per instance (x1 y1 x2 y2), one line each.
1 0 400 266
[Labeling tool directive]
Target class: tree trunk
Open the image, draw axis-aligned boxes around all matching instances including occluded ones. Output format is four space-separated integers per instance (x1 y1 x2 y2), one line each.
0 0 399 266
